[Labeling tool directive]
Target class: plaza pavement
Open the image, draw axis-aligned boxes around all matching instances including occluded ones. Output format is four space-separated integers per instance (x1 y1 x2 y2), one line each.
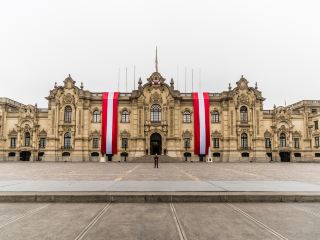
0 162 320 202
0 162 320 239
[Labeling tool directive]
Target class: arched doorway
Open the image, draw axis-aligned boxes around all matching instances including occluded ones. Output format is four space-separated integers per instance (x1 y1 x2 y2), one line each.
20 151 31 161
150 133 162 155
280 152 290 162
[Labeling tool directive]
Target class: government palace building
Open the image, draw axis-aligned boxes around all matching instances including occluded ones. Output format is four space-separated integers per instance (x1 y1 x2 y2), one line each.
0 71 320 162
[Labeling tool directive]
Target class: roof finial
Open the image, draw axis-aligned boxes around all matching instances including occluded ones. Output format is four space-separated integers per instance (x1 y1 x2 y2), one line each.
255 82 258 89
155 46 158 72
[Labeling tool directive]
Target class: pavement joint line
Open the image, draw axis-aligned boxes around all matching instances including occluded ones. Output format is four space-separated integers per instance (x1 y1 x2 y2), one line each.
174 166 199 181
0 204 50 230
74 203 112 240
227 203 288 240
170 203 187 240
114 164 140 181
204 181 229 191
289 204 320 218
212 166 264 179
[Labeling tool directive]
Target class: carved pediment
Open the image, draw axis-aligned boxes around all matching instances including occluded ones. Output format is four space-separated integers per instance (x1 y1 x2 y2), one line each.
8 129 17 136
264 130 272 138
182 130 192 138
120 130 130 138
147 72 165 86
236 75 249 90
211 130 222 137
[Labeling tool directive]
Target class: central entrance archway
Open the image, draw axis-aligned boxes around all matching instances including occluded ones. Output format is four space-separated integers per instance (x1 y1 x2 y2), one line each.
150 133 162 155
20 151 31 161
280 152 290 162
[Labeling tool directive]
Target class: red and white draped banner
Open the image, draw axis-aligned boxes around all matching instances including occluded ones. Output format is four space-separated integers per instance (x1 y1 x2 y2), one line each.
193 92 210 155
101 92 119 155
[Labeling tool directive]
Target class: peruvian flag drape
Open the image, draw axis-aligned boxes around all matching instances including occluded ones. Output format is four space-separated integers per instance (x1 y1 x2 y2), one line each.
101 92 119 155
193 92 210 155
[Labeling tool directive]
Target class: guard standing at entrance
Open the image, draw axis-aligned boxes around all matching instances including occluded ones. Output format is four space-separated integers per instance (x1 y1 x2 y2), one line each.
154 153 159 168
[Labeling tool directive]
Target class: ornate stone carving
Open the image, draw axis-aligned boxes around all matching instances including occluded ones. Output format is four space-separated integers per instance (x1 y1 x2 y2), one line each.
62 93 74 105
182 130 192 138
150 92 162 103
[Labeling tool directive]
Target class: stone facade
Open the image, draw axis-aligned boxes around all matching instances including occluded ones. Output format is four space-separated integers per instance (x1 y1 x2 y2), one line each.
0 72 320 162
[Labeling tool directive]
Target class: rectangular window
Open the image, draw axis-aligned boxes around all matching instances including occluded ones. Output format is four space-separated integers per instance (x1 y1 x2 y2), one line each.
184 138 191 148
92 138 99 148
315 137 320 148
39 138 46 149
294 138 300 149
121 138 128 149
265 138 271 148
315 121 319 130
213 138 219 148
10 138 16 148
312 109 317 114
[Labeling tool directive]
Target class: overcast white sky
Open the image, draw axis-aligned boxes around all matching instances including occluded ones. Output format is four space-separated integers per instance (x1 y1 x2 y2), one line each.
0 0 319 109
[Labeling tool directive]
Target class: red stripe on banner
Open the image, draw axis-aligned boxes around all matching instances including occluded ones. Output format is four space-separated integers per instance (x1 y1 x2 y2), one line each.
101 92 109 155
203 92 210 155
112 92 119 154
193 92 200 155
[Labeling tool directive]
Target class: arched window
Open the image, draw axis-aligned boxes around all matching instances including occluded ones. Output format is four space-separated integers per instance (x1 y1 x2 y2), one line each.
92 110 100 123
121 110 129 123
280 133 286 147
212 111 219 123
25 132 30 147
240 106 248 122
64 132 72 149
241 133 248 148
64 106 72 123
151 104 161 122
183 111 191 123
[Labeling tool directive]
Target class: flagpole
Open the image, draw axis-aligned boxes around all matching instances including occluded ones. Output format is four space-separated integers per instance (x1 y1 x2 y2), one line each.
134 65 136 90
125 67 128 92
177 65 179 91
117 68 120 92
184 67 187 93
192 68 194 93
199 68 201 92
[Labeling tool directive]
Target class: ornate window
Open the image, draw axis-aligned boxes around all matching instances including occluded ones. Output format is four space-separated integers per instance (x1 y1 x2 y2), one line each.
265 138 271 148
121 138 128 149
240 106 248 122
25 132 30 147
92 138 99 148
315 136 320 148
121 110 129 123
150 104 161 122
213 138 219 148
39 138 46 149
212 111 219 123
315 121 319 130
64 106 72 123
10 137 16 148
184 138 191 148
92 110 100 123
183 111 191 123
294 138 300 149
280 133 286 147
64 132 72 149
241 133 248 148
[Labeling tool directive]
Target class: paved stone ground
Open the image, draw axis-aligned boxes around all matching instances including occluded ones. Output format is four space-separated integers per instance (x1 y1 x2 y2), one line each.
1 162 320 184
0 202 319 240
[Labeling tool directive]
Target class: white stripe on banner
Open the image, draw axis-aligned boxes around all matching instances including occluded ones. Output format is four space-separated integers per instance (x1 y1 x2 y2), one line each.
198 94 206 154
106 92 114 154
